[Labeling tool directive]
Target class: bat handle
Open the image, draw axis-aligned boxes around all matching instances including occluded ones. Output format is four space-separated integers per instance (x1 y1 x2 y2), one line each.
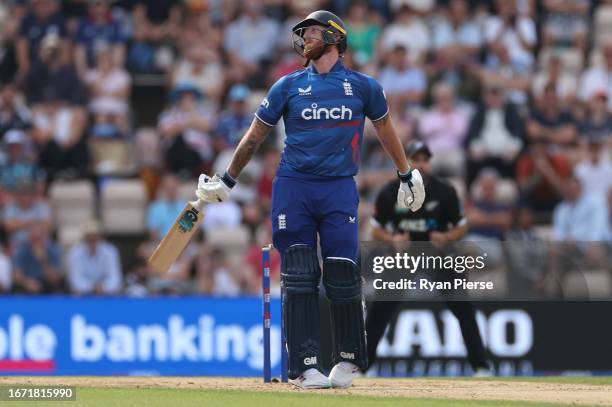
191 198 206 211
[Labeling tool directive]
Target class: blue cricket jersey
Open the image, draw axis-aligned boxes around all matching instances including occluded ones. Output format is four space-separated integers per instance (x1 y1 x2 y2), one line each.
255 60 388 178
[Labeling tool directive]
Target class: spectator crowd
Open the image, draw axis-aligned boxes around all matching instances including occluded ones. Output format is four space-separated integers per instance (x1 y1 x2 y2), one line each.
0 0 610 297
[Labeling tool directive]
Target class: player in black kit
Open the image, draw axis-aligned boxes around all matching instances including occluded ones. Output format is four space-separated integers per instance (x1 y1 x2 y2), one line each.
365 141 490 375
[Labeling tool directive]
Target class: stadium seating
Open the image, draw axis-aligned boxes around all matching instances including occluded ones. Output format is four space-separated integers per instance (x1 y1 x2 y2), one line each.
101 179 147 234
49 180 96 229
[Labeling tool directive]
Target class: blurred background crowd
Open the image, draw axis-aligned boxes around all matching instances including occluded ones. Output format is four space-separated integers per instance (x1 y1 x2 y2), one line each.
0 0 610 297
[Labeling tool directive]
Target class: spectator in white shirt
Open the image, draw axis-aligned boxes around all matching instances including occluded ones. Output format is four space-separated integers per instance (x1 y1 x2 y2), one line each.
466 84 524 184
552 176 610 242
574 140 612 199
378 45 426 116
579 40 612 112
484 0 537 69
380 5 430 65
549 176 610 284
68 220 122 295
84 45 131 137
433 0 483 60
224 0 279 84
170 44 224 104
418 82 470 176
481 41 532 106
531 55 577 108
202 201 242 232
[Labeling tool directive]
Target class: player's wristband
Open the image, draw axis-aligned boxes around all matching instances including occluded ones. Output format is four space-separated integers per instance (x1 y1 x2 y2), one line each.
220 171 237 189
397 169 412 183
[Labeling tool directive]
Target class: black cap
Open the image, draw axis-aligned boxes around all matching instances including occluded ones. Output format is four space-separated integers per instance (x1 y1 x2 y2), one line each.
406 141 432 159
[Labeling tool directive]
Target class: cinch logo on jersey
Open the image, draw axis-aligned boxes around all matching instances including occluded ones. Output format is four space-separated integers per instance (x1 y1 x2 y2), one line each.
301 103 353 120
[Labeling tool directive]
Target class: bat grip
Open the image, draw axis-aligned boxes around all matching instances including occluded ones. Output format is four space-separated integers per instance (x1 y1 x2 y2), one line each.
192 198 206 211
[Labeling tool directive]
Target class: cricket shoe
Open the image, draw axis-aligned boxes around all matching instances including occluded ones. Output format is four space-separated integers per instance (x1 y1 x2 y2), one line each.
289 368 331 389
473 367 494 377
328 361 360 388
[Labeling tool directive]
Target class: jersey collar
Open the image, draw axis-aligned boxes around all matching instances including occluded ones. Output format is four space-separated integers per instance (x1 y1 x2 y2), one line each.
307 59 345 75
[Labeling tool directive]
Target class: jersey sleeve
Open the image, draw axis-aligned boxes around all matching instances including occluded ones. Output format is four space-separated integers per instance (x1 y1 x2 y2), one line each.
371 182 397 229
255 76 288 126
364 76 389 122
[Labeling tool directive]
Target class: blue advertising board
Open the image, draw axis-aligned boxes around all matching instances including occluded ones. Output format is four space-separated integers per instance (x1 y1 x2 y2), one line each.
0 296 282 376
2 298 611 376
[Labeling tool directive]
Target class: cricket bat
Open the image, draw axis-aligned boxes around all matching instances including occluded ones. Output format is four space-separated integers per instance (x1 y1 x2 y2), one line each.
148 199 205 273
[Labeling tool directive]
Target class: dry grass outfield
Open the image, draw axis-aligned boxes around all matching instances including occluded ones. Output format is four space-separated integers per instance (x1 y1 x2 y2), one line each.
1 376 611 406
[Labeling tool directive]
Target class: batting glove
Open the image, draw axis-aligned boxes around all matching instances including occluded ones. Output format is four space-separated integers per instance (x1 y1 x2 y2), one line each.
397 169 425 212
195 171 236 203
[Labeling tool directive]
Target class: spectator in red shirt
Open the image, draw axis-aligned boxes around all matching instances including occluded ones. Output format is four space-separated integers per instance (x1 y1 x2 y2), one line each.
516 140 572 217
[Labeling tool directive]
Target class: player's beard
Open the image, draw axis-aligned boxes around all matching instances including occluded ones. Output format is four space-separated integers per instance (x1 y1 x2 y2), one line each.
303 40 327 60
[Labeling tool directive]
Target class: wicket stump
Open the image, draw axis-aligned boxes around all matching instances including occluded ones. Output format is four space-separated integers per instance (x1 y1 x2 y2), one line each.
261 244 288 383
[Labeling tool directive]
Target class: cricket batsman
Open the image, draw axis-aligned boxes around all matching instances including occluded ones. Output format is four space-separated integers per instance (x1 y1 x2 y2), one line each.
195 10 425 389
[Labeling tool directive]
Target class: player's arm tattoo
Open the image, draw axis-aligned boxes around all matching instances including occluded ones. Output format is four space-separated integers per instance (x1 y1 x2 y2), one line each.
371 113 410 173
227 117 272 178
